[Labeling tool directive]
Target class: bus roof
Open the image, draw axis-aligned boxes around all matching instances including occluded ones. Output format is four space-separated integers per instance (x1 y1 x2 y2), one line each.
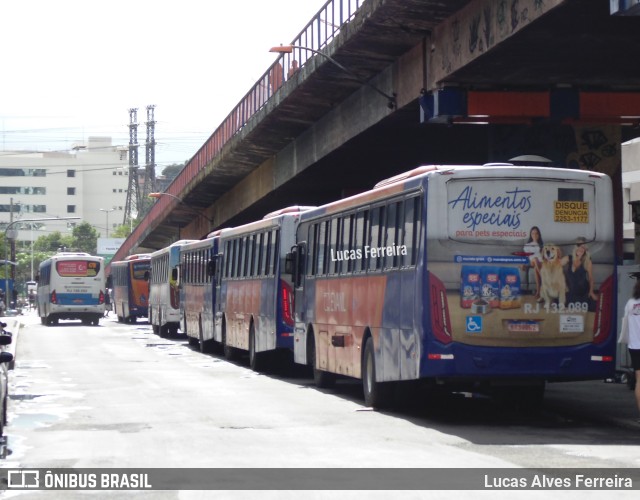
298 164 608 220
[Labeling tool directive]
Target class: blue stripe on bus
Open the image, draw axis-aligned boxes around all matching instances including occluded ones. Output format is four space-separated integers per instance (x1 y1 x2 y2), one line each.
55 293 100 306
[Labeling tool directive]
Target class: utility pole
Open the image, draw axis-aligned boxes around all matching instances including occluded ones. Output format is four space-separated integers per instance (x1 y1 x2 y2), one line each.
124 108 140 226
140 105 157 216
9 198 15 283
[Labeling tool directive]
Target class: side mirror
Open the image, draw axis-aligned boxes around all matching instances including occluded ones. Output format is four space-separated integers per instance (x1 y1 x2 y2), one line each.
0 334 12 346
284 250 296 275
144 271 150 282
286 242 306 288
0 351 14 364
105 276 113 288
171 268 178 281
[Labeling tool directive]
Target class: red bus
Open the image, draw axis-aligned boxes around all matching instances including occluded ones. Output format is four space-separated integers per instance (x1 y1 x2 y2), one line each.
288 165 617 408
110 254 151 323
216 207 314 371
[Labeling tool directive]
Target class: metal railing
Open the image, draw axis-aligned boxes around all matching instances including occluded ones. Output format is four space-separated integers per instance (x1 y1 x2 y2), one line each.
116 0 363 259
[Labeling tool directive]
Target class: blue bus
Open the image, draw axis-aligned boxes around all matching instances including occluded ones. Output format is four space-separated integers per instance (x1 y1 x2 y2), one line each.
179 234 220 352
288 165 617 407
110 254 151 323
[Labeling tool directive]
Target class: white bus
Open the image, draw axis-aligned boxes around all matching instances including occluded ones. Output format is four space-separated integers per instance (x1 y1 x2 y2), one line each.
36 252 106 326
149 240 197 336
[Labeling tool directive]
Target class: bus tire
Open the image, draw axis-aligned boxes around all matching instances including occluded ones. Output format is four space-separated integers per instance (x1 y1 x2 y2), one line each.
249 324 267 372
159 324 169 338
308 330 335 389
362 336 393 409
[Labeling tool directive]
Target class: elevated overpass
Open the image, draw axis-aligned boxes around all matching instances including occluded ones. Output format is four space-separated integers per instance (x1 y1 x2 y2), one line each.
112 0 640 261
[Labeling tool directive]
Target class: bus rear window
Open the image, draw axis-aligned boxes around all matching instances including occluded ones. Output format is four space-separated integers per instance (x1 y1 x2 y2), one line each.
56 260 100 277
132 262 150 280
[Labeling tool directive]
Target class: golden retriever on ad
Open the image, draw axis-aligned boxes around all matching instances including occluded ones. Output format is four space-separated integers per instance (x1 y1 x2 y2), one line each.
539 243 567 307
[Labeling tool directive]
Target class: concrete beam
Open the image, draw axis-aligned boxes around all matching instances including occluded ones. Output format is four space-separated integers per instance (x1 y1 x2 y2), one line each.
428 0 565 89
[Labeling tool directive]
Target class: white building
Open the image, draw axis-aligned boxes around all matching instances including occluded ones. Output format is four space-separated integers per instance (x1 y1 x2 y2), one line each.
0 136 130 243
622 138 640 242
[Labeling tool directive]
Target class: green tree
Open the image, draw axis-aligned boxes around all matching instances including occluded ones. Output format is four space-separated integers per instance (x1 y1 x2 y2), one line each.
33 231 74 253
71 222 99 254
161 163 184 182
111 221 139 238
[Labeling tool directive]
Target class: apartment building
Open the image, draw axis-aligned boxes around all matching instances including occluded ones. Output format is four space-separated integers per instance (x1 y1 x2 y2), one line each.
0 137 130 243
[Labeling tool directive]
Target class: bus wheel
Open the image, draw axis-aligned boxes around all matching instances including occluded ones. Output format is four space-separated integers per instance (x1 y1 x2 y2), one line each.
308 331 335 389
362 337 393 409
249 325 267 372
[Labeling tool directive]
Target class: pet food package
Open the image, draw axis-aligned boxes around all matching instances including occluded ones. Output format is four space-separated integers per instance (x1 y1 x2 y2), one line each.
499 267 522 309
480 267 500 309
460 265 481 308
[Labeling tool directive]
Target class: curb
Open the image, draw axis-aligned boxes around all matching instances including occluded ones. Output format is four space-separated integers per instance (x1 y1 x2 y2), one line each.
2 317 22 370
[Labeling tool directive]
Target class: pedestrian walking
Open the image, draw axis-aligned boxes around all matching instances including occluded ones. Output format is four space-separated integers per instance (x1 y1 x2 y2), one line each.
619 278 640 422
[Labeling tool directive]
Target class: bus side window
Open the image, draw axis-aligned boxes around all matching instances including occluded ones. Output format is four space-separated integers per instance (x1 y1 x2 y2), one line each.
329 218 339 275
369 206 384 271
403 196 421 267
354 210 368 273
384 201 401 269
317 222 327 275
306 224 316 276
341 215 353 275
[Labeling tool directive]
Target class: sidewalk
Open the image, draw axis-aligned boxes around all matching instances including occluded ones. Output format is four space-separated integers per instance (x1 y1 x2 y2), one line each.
1 313 25 370
542 378 640 429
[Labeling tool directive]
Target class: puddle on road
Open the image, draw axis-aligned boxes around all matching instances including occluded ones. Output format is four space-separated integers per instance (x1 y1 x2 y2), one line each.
9 412 61 429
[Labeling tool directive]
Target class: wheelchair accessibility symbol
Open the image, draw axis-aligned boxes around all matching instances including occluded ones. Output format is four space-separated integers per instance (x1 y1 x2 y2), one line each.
466 316 483 333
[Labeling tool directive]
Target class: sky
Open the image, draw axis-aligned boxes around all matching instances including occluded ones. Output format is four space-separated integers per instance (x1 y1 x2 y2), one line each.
0 0 327 171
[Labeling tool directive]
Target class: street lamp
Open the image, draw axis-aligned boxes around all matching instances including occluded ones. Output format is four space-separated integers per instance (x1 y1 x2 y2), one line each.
3 217 80 309
148 192 214 226
269 44 397 109
99 208 115 238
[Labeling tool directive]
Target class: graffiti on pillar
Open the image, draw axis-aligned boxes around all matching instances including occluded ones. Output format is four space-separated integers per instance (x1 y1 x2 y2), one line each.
568 125 621 177
431 0 562 87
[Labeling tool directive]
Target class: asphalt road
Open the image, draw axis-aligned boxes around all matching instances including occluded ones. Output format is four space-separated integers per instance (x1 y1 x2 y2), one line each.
1 311 639 499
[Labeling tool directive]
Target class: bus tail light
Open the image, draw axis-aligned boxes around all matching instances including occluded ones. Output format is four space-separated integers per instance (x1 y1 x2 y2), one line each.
592 275 613 345
99 290 105 305
281 280 294 327
429 273 453 344
50 290 58 304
